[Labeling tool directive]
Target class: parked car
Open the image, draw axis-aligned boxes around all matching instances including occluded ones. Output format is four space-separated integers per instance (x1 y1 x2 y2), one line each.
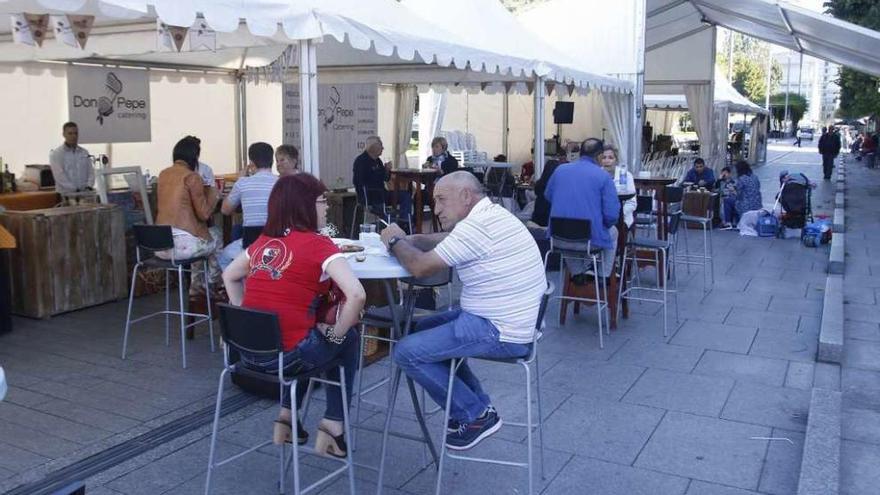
797 127 815 140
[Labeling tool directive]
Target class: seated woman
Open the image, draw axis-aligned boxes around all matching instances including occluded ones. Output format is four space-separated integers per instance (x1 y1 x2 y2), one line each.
422 136 459 176
598 144 636 231
275 144 300 176
734 160 763 218
156 137 222 295
222 174 366 458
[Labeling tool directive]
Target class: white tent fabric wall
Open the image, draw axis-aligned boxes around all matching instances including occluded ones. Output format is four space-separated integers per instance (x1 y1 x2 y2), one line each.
0 63 250 176
600 91 634 168
417 89 447 166
392 84 417 170
713 102 730 169
684 83 715 160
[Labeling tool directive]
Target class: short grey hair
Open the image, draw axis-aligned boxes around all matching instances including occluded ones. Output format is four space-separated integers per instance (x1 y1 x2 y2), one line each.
437 170 484 196
431 136 448 150
365 136 383 150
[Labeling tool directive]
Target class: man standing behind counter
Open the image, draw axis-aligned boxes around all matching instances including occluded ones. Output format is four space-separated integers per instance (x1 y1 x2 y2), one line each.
49 122 94 193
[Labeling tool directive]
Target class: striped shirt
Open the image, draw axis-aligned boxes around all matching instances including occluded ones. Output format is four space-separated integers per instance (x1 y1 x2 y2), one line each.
434 197 547 344
226 170 277 226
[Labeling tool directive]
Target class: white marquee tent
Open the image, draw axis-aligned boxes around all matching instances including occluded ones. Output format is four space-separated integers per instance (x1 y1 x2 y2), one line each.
520 0 880 165
0 0 631 181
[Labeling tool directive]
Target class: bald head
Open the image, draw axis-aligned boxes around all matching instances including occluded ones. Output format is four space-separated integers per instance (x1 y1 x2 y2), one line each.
437 171 484 196
433 171 485 230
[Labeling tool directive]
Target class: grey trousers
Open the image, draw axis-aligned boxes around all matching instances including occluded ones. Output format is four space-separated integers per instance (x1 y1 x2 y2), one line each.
556 226 618 278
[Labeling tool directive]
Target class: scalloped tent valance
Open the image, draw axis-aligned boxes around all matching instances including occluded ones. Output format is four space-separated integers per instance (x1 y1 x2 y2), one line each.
0 0 632 93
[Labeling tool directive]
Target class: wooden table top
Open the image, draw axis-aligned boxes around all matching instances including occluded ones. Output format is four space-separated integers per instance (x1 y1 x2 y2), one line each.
634 176 677 186
390 169 439 178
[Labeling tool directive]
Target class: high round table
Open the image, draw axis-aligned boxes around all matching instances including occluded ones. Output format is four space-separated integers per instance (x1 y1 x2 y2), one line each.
340 246 439 492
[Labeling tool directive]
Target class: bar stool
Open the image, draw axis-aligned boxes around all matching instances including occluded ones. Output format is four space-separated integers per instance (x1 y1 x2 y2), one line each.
678 193 717 293
543 218 608 348
121 225 214 369
205 304 356 495
617 211 682 337
434 283 553 495
350 187 412 237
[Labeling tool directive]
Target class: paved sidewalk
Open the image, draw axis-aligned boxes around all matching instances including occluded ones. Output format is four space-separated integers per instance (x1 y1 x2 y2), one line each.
0 145 839 495
838 154 880 495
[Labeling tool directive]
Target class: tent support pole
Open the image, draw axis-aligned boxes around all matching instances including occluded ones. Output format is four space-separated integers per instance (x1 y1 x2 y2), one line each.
632 0 647 170
502 91 509 158
533 76 545 177
233 72 246 172
299 39 320 178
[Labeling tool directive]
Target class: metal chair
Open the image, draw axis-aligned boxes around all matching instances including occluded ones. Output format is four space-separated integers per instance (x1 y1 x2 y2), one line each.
205 304 356 495
121 225 214 369
350 187 412 238
434 283 554 495
542 218 608 348
678 192 717 293
633 195 656 236
617 211 682 337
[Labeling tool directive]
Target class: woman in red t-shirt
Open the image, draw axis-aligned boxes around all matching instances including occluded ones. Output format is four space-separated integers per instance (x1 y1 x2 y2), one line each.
223 174 366 458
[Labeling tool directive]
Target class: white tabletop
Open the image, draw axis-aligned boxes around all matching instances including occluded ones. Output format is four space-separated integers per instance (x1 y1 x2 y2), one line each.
333 239 412 280
346 253 411 279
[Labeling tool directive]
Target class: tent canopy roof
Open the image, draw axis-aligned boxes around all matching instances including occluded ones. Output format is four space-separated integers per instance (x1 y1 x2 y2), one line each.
0 0 631 92
646 72 769 114
648 0 880 77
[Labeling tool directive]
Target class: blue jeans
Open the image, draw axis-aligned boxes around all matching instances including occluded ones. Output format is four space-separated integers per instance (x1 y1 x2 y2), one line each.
217 239 243 271
722 196 738 225
241 327 359 421
393 309 530 424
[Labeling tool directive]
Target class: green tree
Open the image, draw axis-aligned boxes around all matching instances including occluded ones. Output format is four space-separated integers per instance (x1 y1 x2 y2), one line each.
769 92 809 132
824 0 880 117
716 32 782 105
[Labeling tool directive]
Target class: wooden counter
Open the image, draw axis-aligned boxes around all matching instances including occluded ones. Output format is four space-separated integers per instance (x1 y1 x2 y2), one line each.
0 205 127 318
0 191 61 211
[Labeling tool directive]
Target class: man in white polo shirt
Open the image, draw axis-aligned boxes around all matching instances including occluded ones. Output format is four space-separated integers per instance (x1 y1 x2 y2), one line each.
380 171 547 451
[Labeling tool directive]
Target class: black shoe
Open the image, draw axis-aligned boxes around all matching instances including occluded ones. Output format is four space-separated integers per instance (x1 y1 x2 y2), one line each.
571 274 587 286
445 407 502 451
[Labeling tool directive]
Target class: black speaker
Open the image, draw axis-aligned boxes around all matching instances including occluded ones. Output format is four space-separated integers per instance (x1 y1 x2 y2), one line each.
553 101 574 124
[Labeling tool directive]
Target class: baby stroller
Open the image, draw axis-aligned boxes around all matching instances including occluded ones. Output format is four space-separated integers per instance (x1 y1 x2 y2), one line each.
777 173 813 229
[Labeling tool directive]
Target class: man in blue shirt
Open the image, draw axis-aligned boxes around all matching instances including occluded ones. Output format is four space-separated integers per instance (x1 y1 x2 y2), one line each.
683 157 716 190
545 138 620 284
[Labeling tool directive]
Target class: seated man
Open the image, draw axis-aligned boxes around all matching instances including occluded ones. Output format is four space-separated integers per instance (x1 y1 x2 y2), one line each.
353 136 412 221
683 157 716 190
545 138 620 285
379 172 547 450
217 142 277 270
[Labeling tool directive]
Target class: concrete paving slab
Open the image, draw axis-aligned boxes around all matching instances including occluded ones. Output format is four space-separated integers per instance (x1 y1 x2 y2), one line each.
785 362 815 390
841 368 880 410
721 382 810 432
541 358 645 401
724 308 800 333
685 481 761 494
540 394 664 464
693 350 788 387
749 329 818 363
842 407 880 446
545 456 689 495
813 362 841 391
622 369 734 417
845 321 880 342
759 428 806 495
635 412 770 490
609 339 705 372
840 440 880 495
670 321 757 354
